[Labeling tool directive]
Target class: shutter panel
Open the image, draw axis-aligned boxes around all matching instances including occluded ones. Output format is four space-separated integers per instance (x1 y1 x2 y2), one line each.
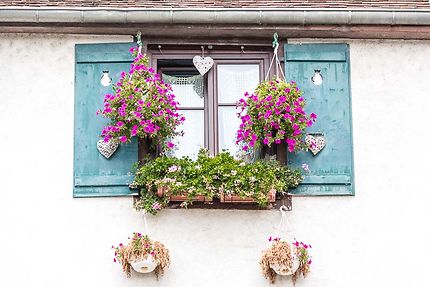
285 44 354 195
74 43 138 197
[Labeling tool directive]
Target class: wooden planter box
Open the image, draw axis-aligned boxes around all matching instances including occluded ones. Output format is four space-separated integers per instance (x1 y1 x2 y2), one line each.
156 186 213 203
219 188 276 204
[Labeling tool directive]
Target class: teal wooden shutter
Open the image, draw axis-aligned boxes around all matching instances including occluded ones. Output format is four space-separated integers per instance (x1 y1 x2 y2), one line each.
74 43 138 197
285 44 354 195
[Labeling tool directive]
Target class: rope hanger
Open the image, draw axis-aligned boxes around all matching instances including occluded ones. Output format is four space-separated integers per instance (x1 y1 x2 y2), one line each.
264 32 287 82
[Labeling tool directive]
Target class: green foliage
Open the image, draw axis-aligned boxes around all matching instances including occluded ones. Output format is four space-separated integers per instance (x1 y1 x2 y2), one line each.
133 149 303 214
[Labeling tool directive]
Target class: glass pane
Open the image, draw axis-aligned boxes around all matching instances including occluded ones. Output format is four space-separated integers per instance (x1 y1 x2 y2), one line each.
171 110 205 159
217 64 260 104
218 106 241 155
162 74 204 107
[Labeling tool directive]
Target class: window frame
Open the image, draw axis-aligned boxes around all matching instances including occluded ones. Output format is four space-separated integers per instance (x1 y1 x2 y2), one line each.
150 48 272 156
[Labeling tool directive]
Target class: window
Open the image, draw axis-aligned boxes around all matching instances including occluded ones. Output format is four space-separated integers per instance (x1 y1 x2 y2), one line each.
151 47 270 158
73 42 353 197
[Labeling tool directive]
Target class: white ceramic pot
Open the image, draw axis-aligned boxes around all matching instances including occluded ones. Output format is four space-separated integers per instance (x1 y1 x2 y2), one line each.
130 255 158 273
269 245 300 276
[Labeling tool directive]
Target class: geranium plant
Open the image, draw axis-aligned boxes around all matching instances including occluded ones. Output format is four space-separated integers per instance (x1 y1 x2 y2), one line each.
236 79 317 153
260 237 312 284
112 232 170 278
133 149 303 214
98 47 184 149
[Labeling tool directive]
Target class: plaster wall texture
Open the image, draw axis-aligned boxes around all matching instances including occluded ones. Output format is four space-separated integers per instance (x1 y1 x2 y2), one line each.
0 33 429 287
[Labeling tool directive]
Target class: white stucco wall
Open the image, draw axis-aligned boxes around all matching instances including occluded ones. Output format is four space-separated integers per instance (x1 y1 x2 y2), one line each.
0 33 429 287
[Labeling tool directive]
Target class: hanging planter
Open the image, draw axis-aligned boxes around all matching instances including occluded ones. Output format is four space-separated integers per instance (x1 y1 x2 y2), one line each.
236 33 317 166
112 232 170 278
130 254 158 274
97 36 185 164
260 206 312 285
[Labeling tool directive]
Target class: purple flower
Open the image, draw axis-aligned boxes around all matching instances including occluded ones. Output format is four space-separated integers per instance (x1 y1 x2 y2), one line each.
166 142 175 149
152 202 162 210
302 163 310 172
119 136 127 143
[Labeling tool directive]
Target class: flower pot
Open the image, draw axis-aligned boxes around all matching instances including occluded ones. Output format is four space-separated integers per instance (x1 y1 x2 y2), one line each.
156 186 212 203
138 137 158 164
220 188 276 204
130 255 158 274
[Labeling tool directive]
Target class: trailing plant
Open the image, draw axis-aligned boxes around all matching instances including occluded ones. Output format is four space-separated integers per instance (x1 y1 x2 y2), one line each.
236 79 317 153
260 238 312 284
112 232 170 278
133 149 303 214
98 47 185 149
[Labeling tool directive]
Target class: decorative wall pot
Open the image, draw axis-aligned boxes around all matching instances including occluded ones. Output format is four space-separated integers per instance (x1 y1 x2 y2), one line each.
269 244 300 276
130 255 158 273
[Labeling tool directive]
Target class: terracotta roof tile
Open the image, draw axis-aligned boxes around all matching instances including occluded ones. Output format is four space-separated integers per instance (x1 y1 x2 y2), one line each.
0 0 429 9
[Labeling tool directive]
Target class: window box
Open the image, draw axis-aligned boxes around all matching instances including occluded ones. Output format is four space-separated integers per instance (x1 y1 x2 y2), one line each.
156 186 213 203
220 188 276 204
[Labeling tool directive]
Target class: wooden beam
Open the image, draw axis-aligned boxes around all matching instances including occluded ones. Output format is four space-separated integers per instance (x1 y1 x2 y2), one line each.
2 24 430 40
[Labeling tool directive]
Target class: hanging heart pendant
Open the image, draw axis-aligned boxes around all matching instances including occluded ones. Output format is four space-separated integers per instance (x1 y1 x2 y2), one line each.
305 134 326 155
97 139 119 159
193 55 214 75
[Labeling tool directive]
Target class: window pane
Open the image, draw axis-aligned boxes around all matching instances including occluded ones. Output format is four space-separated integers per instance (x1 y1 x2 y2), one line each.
217 64 260 104
171 110 205 159
162 74 204 107
218 106 241 155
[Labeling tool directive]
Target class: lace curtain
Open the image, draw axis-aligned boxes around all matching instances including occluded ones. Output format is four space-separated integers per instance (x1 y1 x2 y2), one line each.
162 74 204 98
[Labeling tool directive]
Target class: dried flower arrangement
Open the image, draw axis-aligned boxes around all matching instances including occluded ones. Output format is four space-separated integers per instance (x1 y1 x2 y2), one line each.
260 238 312 284
112 232 170 278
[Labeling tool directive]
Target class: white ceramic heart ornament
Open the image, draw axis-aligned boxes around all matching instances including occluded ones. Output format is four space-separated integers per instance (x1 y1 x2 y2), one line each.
305 134 326 155
193 55 214 75
97 139 119 159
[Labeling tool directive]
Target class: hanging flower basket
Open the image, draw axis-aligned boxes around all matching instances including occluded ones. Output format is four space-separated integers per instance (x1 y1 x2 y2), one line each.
260 205 312 285
97 46 185 163
261 238 311 284
130 255 158 274
112 232 170 278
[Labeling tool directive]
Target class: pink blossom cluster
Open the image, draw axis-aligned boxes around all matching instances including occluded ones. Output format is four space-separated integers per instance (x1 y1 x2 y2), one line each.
112 232 155 263
236 80 317 153
98 47 185 149
294 240 312 265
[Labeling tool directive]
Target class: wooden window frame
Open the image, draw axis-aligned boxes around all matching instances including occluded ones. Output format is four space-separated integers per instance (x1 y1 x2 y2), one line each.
150 47 272 155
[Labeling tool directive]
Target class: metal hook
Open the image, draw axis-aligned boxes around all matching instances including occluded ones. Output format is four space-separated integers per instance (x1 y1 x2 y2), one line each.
240 45 245 53
158 44 163 55
136 31 142 54
201 45 205 57
272 32 279 48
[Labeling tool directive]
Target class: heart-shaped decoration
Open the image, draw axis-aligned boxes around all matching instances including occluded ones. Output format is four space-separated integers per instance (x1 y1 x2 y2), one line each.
193 55 214 75
305 134 326 155
97 139 119 159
